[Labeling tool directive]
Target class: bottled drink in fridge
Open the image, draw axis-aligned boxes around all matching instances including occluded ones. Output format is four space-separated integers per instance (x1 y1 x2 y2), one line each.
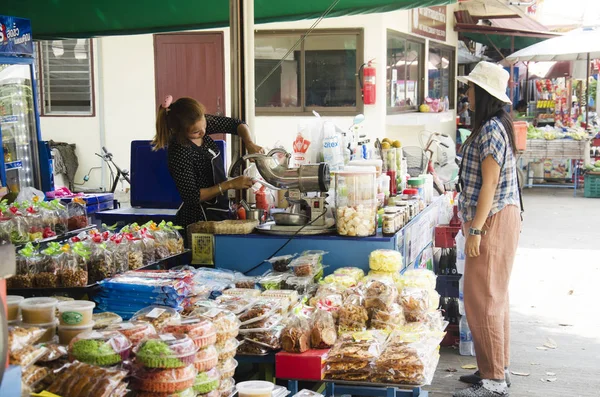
459 315 476 356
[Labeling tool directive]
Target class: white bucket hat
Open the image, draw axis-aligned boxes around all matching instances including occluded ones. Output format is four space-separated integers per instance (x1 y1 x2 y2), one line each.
457 61 512 104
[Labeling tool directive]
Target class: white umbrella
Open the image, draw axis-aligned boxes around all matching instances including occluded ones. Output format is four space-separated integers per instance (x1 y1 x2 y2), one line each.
506 27 600 62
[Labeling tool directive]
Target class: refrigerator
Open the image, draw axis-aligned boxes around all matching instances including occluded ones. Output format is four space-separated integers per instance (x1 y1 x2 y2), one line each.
0 15 48 195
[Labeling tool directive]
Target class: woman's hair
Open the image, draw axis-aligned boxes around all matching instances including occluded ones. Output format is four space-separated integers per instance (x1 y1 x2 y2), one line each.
153 97 206 150
464 83 517 154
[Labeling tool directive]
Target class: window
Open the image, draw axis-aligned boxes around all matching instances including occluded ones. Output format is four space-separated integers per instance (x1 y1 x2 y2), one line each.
255 30 363 115
428 44 455 109
387 30 424 113
35 39 94 116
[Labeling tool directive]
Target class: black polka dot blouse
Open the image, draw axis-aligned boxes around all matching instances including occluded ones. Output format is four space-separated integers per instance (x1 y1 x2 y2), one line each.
167 114 244 228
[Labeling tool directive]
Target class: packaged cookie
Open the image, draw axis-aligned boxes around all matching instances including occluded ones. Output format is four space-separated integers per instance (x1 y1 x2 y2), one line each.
281 316 311 353
337 294 368 333
311 310 337 349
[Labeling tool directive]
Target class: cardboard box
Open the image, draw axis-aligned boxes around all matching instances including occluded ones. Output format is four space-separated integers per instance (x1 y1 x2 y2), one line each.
276 349 329 381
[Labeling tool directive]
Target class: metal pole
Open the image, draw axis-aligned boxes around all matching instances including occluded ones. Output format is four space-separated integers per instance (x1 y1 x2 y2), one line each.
510 36 515 111
586 52 590 128
229 0 245 202
524 61 529 103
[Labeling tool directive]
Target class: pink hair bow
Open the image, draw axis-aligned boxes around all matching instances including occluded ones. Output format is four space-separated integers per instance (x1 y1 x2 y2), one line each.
162 95 173 110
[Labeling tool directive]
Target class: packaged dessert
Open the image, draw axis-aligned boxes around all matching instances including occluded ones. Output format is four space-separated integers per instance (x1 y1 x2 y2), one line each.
262 289 299 307
67 198 89 231
215 338 240 361
10 343 48 368
59 320 94 346
105 321 157 346
132 364 197 393
239 300 281 327
333 267 364 282
236 381 275 397
9 243 40 288
7 295 23 322
322 273 357 289
92 312 123 329
234 273 258 289
34 243 64 288
399 268 437 290
195 345 219 372
193 367 220 394
215 295 256 315
311 310 337 349
126 237 145 270
281 316 311 353
22 365 50 388
217 358 238 379
50 199 69 235
288 255 319 277
140 231 157 265
46 360 128 397
338 294 368 333
134 334 199 368
8 326 46 353
400 287 430 322
222 288 262 298
69 330 132 366
240 313 283 331
218 377 235 397
21 320 57 343
61 242 90 287
37 343 68 362
241 324 284 351
132 305 181 331
259 272 289 290
109 236 130 274
191 307 240 347
325 331 385 381
369 249 402 273
57 300 95 326
284 276 314 295
236 339 270 356
364 279 398 312
266 254 296 273
88 242 115 283
20 297 58 324
369 303 405 331
163 317 217 348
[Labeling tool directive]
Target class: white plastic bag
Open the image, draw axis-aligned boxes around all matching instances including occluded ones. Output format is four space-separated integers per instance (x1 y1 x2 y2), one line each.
293 111 323 167
322 121 344 171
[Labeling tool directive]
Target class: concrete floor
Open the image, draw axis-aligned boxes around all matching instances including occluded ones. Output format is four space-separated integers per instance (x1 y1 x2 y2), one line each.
426 188 600 397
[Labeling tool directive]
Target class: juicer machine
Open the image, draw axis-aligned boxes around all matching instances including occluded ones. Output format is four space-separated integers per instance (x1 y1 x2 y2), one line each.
228 149 332 234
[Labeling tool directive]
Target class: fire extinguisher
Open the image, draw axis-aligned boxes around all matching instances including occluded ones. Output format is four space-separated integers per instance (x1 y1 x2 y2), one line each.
359 60 376 105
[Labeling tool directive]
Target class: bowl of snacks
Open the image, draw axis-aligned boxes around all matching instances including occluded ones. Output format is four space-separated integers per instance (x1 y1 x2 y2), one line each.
69 330 132 366
134 334 199 368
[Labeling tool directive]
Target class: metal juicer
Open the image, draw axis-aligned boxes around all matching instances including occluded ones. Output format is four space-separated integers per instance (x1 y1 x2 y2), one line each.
228 149 331 233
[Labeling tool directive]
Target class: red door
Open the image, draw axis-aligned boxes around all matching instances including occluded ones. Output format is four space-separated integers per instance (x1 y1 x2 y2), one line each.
154 33 226 139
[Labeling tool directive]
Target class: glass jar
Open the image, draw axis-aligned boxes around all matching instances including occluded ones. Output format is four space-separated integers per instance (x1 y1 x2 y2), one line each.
396 207 406 230
335 167 378 237
407 177 425 200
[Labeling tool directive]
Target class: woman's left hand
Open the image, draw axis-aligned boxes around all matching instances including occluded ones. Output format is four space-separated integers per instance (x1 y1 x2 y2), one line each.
466 234 481 258
246 143 265 155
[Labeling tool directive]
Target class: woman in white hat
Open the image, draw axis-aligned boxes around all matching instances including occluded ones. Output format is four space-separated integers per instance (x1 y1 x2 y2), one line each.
454 61 522 397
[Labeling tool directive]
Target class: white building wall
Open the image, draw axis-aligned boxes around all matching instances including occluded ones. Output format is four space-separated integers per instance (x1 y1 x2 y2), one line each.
39 5 458 190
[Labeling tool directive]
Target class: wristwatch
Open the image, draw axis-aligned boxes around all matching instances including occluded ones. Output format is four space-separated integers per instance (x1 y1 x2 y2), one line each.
469 227 486 236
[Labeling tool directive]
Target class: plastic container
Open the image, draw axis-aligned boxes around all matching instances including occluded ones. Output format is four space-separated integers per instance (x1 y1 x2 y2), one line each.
222 288 262 298
105 321 157 346
283 276 314 295
258 273 288 290
134 334 199 368
236 380 275 397
7 295 24 322
419 174 434 204
57 300 95 326
20 297 58 324
191 307 240 347
92 312 123 329
215 338 240 361
287 256 319 277
407 177 425 200
131 305 181 331
69 330 132 366
348 159 383 177
262 290 299 306
382 149 397 172
266 254 296 273
195 345 219 372
219 377 235 397
193 368 220 394
58 321 95 345
21 320 57 343
215 296 257 315
513 121 527 152
136 387 197 397
163 317 217 348
218 358 238 379
133 364 197 393
335 167 377 237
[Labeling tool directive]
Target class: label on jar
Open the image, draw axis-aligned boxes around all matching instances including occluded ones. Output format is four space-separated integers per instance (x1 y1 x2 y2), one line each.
61 311 83 325
145 308 166 319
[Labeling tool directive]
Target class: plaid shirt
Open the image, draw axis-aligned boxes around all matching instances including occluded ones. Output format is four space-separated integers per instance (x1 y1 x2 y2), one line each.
458 117 520 223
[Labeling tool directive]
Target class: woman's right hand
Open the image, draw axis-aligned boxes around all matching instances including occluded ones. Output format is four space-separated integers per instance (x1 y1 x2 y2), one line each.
226 176 254 190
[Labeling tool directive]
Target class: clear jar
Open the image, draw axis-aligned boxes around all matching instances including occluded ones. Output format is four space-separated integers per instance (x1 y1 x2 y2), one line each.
396 207 406 230
335 167 378 237
382 149 397 173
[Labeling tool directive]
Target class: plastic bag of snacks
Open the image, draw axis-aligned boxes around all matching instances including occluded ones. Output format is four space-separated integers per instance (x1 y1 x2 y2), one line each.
51 199 69 235
399 268 437 291
38 201 59 239
161 221 185 255
338 294 369 333
109 234 130 274
325 332 384 381
10 344 49 368
369 249 402 273
60 242 90 287
8 326 46 353
8 243 39 288
9 208 30 244
400 287 430 322
45 361 128 397
191 306 240 348
333 267 364 282
322 273 357 289
364 279 398 312
369 303 405 331
24 203 44 242
67 197 89 231
34 242 64 288
146 221 171 259
281 315 311 353
141 231 157 265
311 309 337 349
88 242 115 283
126 236 145 270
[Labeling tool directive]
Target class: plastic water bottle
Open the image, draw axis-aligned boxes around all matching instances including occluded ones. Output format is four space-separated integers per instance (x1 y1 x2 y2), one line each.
459 315 476 356
458 277 465 315
455 230 466 315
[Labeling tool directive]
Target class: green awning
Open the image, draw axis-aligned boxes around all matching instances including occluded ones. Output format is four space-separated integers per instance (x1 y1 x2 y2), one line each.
461 32 550 51
3 0 456 40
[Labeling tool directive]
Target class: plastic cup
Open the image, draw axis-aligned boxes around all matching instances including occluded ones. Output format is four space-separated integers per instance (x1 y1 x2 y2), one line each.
236 381 275 397
57 300 95 326
58 321 95 345
20 297 58 324
7 295 24 322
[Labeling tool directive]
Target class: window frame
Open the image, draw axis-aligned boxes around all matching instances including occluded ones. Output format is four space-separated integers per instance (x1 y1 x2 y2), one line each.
386 29 425 115
36 39 96 117
427 41 456 110
255 28 364 117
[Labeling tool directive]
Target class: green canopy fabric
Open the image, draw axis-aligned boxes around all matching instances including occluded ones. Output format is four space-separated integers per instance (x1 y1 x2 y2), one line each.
3 0 455 40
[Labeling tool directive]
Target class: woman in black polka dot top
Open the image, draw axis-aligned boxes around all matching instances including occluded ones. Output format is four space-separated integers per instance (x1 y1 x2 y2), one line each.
153 96 263 232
